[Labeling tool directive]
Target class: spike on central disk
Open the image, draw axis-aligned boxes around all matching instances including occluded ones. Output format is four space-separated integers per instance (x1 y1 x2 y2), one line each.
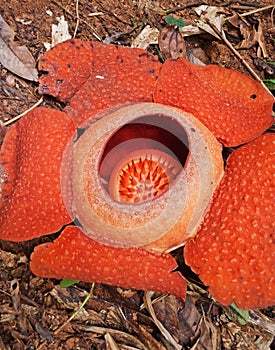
109 149 182 203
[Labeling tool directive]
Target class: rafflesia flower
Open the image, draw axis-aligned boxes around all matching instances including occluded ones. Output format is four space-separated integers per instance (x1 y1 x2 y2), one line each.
0 39 274 309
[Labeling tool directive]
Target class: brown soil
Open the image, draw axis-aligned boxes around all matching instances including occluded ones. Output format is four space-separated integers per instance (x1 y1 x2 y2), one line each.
0 1 274 349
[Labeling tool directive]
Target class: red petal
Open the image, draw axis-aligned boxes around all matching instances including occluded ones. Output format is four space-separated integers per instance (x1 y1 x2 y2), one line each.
0 107 75 242
154 58 274 147
0 126 18 201
30 226 186 299
39 39 162 125
185 133 275 309
39 39 95 102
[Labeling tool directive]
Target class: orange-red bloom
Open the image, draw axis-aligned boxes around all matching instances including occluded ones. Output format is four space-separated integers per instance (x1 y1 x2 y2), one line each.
0 39 274 309
185 133 275 309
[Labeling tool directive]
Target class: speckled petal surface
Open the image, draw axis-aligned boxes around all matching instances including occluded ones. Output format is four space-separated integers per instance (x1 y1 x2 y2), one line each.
154 58 274 147
0 107 75 242
39 39 97 102
39 39 162 125
30 226 187 299
0 126 18 202
184 133 275 309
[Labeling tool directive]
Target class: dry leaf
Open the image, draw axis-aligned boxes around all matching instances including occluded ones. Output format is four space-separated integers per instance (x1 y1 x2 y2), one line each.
0 15 38 81
253 58 274 75
44 15 72 51
144 292 181 350
158 27 186 60
236 22 257 50
257 20 268 58
186 46 209 66
228 14 268 58
229 15 268 58
35 321 55 342
179 24 203 37
10 280 21 312
152 295 181 343
131 25 159 49
179 296 219 349
194 5 226 39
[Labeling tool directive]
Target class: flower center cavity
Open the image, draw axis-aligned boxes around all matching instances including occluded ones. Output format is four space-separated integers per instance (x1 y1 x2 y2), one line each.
109 149 182 203
99 115 189 204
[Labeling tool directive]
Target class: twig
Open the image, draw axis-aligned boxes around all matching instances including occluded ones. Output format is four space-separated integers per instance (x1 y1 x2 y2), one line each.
73 0 80 38
205 19 274 97
239 4 275 17
3 97 44 126
219 1 261 7
52 0 102 41
271 6 275 29
104 333 121 349
77 325 148 349
53 289 91 334
249 310 275 335
144 292 181 350
88 12 104 17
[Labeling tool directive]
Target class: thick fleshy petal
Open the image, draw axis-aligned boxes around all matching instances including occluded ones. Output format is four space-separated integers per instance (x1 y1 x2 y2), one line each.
0 107 75 242
30 226 187 299
184 133 275 309
154 58 274 147
0 126 17 201
39 39 162 125
39 40 96 102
